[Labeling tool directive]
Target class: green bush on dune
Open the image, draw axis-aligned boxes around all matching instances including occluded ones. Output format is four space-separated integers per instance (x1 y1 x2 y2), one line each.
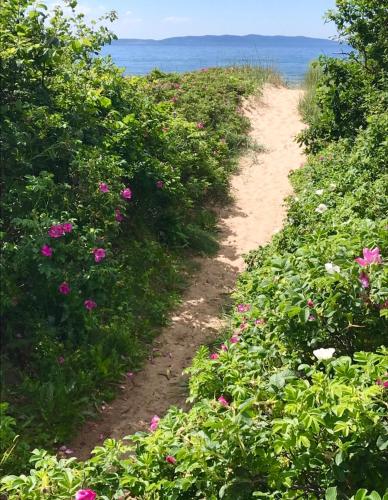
1 0 387 498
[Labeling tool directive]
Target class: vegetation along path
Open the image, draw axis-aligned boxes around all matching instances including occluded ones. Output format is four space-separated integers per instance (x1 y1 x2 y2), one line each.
71 84 305 459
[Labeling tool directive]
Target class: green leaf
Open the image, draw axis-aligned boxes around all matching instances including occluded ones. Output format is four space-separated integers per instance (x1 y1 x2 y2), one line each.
325 487 337 500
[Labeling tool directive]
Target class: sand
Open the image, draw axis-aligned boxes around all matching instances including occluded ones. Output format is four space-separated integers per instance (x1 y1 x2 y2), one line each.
70 84 305 459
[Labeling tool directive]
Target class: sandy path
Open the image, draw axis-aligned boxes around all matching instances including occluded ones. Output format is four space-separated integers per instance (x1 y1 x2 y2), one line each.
70 85 305 459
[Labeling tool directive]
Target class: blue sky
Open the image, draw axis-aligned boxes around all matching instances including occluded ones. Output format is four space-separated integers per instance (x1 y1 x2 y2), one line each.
57 0 338 39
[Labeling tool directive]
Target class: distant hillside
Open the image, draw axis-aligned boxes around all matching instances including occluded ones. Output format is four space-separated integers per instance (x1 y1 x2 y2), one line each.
115 34 340 46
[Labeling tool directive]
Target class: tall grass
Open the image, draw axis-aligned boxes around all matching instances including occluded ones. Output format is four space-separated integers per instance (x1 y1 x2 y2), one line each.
298 62 323 122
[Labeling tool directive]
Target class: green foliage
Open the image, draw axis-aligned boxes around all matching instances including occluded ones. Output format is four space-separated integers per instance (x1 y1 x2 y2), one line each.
0 0 277 467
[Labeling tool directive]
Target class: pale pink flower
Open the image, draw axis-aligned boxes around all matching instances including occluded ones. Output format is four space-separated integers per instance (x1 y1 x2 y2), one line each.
58 282 71 295
93 248 106 263
156 180 164 189
62 222 73 233
99 182 109 193
255 318 265 325
210 353 219 360
75 489 97 500
307 299 314 308
308 314 316 321
58 356 65 365
126 371 134 378
115 208 124 222
165 455 176 464
229 336 239 344
355 247 382 267
41 244 53 257
121 187 132 200
84 299 97 311
48 224 64 238
196 121 205 129
218 395 229 407
171 96 177 103
220 344 228 351
359 271 370 288
149 415 160 431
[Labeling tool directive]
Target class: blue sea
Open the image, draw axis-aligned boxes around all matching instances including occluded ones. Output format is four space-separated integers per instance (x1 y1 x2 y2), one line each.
100 35 347 83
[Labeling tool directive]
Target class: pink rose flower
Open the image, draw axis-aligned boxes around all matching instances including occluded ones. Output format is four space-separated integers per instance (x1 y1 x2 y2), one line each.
149 415 160 431
218 395 229 407
355 247 382 267
99 182 109 193
84 299 97 311
75 489 97 500
48 224 64 238
93 248 106 263
121 187 132 200
62 222 73 233
307 299 314 308
41 244 53 257
165 455 176 464
359 271 370 288
115 208 124 222
156 180 164 189
210 353 219 360
58 282 71 295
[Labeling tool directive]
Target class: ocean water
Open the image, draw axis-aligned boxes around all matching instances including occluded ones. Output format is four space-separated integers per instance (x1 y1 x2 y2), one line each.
100 36 347 83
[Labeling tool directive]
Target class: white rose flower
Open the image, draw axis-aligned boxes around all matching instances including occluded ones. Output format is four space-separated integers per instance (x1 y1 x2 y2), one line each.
325 262 341 274
315 189 324 196
315 203 328 213
313 347 335 360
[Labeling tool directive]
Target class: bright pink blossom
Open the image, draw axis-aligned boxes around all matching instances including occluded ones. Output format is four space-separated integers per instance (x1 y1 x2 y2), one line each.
149 415 160 431
359 271 370 288
84 299 97 311
307 299 314 308
210 353 219 360
48 224 64 238
376 379 388 388
75 489 97 500
41 244 53 257
121 187 132 200
218 395 229 407
156 180 164 189
93 248 106 263
237 304 250 313
229 336 239 344
355 247 382 267
220 343 228 351
62 222 73 233
58 282 71 295
165 455 176 464
99 182 109 193
255 318 265 325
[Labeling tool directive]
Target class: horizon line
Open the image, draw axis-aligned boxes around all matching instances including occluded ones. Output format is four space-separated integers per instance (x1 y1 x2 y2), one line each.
114 33 338 43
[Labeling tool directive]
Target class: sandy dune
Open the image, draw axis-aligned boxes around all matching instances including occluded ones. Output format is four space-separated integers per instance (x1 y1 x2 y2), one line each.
70 84 305 459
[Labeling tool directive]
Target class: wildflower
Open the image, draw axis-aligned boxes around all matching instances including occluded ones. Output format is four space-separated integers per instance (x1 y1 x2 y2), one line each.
308 314 316 321
62 222 73 233
325 262 340 275
313 347 335 360
149 415 160 431
237 304 250 313
218 395 229 407
220 343 228 351
121 187 132 200
115 208 124 222
307 299 314 308
376 379 388 388
99 182 109 193
58 282 71 295
64 449 74 455
355 247 382 267
171 96 177 103
84 299 97 311
165 455 177 464
229 336 239 344
126 371 134 378
315 189 324 196
98 433 104 441
196 121 205 129
41 244 53 257
173 83 181 89
156 180 164 189
75 490 97 500
58 356 65 364
59 445 67 452
93 248 106 263
315 203 328 214
359 271 370 288
319 156 325 161
210 353 219 360
48 224 64 238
